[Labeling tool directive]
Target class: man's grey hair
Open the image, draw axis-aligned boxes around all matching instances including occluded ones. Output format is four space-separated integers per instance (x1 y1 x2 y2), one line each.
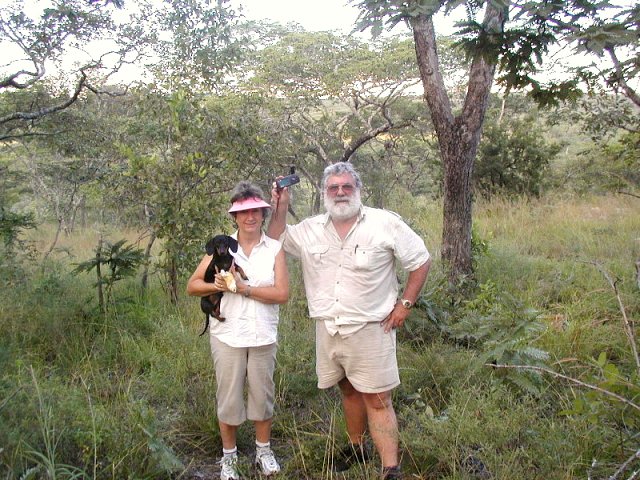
321 162 363 190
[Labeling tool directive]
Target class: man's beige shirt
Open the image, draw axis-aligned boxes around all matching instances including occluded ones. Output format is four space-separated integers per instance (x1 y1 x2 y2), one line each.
282 206 430 336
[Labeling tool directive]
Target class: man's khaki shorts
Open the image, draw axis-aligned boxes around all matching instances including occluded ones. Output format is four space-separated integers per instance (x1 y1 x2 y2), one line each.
315 320 400 393
210 336 277 425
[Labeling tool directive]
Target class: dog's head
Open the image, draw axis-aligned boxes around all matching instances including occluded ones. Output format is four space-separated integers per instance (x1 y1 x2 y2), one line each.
205 235 239 257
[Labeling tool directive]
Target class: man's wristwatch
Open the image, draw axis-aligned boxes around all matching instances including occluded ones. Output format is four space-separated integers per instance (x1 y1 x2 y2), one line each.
400 298 413 309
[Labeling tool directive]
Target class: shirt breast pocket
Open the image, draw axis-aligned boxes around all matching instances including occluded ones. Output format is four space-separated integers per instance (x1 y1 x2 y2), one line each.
303 244 331 270
353 246 388 271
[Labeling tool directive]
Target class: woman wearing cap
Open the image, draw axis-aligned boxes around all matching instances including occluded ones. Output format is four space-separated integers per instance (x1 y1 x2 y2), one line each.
187 181 289 480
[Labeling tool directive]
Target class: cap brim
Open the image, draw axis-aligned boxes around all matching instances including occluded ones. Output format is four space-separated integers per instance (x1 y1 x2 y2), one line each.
228 197 272 213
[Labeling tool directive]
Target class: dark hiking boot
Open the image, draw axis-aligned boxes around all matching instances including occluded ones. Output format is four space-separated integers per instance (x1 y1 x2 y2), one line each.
333 442 371 472
382 465 403 480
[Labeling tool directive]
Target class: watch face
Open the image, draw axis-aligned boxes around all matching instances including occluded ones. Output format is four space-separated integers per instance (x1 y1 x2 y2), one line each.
401 299 412 309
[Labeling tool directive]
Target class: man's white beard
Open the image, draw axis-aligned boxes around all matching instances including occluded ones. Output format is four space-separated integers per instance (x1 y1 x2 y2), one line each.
324 190 362 221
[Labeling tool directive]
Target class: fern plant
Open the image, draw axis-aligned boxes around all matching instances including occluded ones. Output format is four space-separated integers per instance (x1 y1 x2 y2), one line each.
73 237 145 313
447 281 550 395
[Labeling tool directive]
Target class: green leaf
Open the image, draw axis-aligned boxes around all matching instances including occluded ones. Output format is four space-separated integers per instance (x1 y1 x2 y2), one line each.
602 363 620 381
596 351 607 367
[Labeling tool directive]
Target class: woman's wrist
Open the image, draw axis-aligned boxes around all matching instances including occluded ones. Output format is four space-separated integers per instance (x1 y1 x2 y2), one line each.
243 285 252 298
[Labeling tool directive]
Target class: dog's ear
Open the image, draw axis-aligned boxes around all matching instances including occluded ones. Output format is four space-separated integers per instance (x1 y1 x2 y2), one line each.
205 238 216 255
227 236 239 253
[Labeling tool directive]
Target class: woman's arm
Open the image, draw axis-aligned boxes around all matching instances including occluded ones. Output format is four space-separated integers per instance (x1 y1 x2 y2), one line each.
186 255 224 297
235 248 289 305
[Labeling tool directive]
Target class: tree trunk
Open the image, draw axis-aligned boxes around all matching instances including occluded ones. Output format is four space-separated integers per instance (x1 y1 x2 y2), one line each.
79 195 87 229
168 254 179 305
411 5 506 284
96 236 105 314
141 230 156 290
440 126 475 281
42 219 63 262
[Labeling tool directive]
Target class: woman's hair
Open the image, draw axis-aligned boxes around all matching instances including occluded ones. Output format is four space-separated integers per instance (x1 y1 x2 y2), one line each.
229 181 271 219
321 162 363 190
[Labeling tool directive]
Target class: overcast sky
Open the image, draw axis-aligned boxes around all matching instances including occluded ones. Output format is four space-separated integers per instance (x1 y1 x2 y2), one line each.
230 0 364 33
230 0 464 39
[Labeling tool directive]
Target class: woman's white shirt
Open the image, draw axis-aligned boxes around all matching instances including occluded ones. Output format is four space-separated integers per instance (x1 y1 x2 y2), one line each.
209 232 282 347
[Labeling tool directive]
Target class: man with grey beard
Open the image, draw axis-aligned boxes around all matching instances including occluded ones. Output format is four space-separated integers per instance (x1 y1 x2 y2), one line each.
267 162 431 480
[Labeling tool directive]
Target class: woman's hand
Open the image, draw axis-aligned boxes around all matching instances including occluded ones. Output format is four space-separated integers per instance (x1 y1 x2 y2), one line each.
230 265 247 287
213 272 232 292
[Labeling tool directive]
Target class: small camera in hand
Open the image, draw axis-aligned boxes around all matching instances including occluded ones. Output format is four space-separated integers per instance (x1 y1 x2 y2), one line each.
276 173 300 189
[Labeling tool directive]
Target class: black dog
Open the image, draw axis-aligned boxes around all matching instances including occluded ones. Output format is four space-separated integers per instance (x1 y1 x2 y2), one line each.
199 235 247 336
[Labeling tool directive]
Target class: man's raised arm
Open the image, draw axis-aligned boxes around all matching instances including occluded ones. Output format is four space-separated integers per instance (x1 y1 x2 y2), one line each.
267 184 290 240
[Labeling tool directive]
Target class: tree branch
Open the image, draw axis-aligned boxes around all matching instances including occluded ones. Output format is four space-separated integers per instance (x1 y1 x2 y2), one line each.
489 364 640 413
410 14 454 139
340 119 411 163
585 261 640 375
617 191 640 200
607 448 640 480
605 46 640 109
0 72 87 125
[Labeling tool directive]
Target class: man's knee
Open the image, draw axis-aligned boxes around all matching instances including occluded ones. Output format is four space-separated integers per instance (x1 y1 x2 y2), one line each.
362 391 393 411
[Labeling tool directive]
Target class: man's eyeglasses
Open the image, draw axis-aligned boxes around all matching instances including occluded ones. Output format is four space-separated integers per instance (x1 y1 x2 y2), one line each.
326 183 356 195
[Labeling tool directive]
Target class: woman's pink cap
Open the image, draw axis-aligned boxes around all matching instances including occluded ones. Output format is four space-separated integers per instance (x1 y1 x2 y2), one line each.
228 197 272 213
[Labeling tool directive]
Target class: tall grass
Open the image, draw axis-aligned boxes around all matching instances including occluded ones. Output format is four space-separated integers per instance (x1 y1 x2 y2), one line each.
1 193 639 479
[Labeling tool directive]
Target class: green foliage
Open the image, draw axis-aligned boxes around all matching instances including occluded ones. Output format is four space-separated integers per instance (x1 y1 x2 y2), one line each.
136 404 185 475
474 114 561 197
575 93 638 142
1 1 638 476
555 129 640 194
450 285 550 395
98 88 273 300
0 0 130 141
399 383 591 479
0 160 37 279
0 207 35 250
470 224 489 268
0 257 202 479
2 193 639 478
353 0 447 36
146 0 246 91
573 4 640 104
561 352 640 424
21 368 90 480
73 238 144 284
244 29 438 212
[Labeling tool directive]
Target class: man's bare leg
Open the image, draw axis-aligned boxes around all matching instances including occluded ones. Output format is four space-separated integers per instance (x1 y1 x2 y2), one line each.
338 378 367 444
362 390 399 468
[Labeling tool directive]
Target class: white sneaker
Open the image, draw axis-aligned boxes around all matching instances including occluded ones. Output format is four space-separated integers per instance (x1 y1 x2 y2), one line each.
255 447 280 476
219 453 239 480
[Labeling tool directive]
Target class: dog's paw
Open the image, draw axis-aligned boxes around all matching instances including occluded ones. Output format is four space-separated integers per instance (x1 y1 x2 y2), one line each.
219 270 237 292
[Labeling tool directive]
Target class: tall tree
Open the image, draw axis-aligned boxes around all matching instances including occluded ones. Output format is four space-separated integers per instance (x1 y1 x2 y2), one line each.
137 0 246 92
0 0 245 142
353 0 631 284
93 88 272 302
0 0 141 142
243 29 433 212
